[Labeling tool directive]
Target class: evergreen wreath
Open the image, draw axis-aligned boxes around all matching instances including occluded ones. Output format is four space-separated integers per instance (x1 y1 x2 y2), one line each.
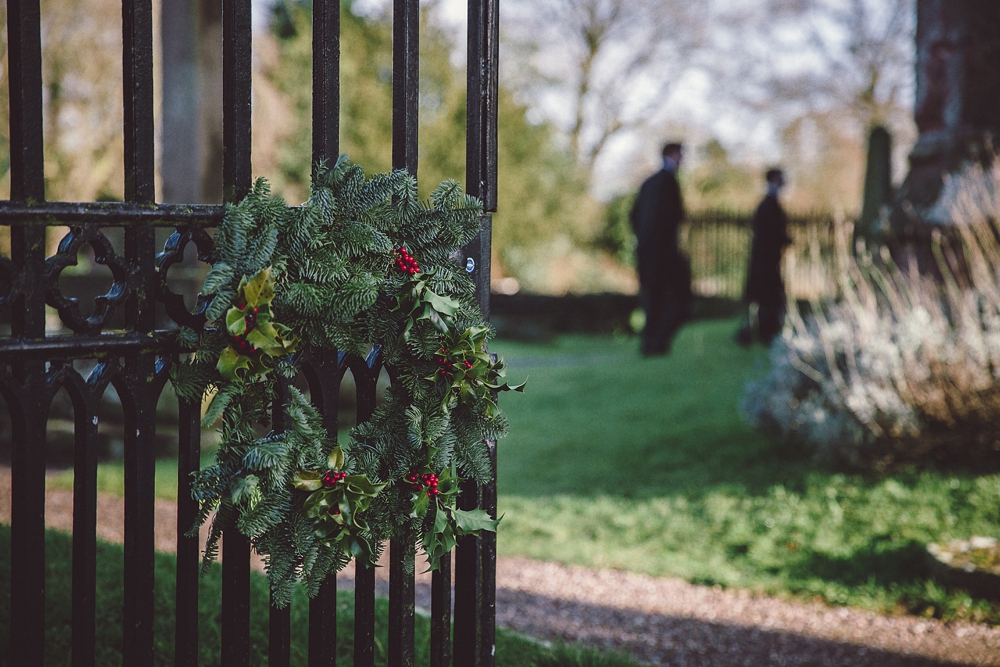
171 155 523 607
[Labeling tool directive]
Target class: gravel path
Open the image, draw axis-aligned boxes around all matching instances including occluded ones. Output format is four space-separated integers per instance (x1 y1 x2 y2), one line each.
2 471 999 666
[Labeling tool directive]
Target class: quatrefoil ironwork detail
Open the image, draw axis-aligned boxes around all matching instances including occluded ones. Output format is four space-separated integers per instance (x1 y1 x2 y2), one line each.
156 226 214 329
44 226 131 335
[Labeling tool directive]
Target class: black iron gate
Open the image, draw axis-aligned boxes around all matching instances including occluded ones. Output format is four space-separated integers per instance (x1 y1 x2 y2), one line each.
1 0 499 664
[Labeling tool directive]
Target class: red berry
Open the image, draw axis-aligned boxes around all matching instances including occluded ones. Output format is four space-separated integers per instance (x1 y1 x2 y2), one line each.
322 471 337 488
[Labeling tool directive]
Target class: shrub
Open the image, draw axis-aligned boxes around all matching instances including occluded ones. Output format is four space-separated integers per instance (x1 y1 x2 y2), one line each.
743 160 1000 467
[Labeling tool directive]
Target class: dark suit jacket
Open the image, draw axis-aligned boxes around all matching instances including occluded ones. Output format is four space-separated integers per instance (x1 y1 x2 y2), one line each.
630 169 684 284
744 194 791 305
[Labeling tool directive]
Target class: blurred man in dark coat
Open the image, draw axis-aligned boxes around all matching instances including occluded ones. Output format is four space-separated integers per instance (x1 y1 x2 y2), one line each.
736 168 792 346
630 142 692 356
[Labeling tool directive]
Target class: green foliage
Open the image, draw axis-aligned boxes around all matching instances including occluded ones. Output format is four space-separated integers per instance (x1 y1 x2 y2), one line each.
592 192 636 267
491 322 1000 625
0 525 636 666
682 138 761 212
174 157 520 607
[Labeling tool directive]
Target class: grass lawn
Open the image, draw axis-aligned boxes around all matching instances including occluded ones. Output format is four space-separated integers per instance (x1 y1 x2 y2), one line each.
42 319 1000 625
0 526 638 667
490 320 1000 624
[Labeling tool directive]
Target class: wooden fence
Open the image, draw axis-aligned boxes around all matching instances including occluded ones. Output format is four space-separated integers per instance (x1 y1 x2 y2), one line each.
682 211 840 302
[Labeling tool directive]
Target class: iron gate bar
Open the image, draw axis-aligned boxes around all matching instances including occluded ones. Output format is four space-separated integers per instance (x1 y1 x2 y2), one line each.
7 0 46 662
351 348 384 667
0 332 183 357
430 553 452 667
391 0 419 176
70 362 112 667
313 0 340 167
121 0 159 660
308 1 345 662
221 0 253 203
7 0 44 203
456 2 500 665
389 0 420 665
303 351 345 667
119 355 166 666
465 0 500 213
8 0 48 663
0 201 225 226
176 398 203 667
220 1 254 665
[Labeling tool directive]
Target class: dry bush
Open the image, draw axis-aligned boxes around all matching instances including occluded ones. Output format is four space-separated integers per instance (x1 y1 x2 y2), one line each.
743 160 1000 467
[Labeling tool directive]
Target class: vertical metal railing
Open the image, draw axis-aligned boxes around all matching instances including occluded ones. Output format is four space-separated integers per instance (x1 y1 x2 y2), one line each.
307 13 343 664
456 2 500 666
7 1 48 666
388 1 420 665
303 350 345 667
120 2 159 665
219 1 254 666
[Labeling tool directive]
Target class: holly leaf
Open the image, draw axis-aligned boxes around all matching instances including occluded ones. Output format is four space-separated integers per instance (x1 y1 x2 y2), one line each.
410 490 430 518
240 268 274 306
421 507 458 572
423 289 460 316
327 446 345 470
247 323 280 352
453 508 500 535
292 470 322 491
422 306 451 334
433 505 450 534
226 306 247 336
344 475 385 499
217 345 251 382
485 378 527 393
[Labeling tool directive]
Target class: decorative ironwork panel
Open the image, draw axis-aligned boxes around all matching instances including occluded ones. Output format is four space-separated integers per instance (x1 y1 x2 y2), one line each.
1 1 499 665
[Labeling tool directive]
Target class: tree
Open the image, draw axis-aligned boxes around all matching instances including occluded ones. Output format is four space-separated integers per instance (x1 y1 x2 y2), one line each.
0 0 126 202
502 0 706 184
711 0 917 212
684 139 760 212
